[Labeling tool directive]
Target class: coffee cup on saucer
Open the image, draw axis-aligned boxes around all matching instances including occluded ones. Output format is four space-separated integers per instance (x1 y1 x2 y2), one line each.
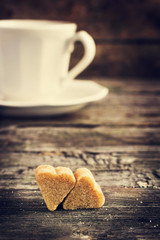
0 19 96 102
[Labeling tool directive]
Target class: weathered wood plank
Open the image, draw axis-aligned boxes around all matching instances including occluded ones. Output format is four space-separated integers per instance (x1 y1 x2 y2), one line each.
0 125 160 151
0 78 160 240
0 188 159 240
0 145 160 238
2 146 160 239
1 97 160 128
0 148 160 190
0 79 159 151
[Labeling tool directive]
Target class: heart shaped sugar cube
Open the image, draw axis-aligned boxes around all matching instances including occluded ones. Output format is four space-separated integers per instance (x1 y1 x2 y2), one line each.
63 168 105 210
35 165 76 211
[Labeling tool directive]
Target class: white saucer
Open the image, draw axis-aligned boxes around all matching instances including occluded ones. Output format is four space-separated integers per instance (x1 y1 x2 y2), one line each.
0 80 108 116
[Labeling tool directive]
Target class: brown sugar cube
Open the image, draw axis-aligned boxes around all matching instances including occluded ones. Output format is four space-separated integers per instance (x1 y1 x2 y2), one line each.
63 168 105 210
35 165 76 211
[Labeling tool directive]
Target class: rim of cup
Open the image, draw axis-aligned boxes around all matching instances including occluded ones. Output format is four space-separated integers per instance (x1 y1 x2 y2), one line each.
0 19 76 30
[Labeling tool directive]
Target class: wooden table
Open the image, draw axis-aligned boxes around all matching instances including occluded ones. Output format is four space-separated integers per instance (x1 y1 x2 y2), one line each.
0 78 160 240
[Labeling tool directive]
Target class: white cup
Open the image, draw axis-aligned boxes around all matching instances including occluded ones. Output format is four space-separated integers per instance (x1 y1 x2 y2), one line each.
0 20 96 101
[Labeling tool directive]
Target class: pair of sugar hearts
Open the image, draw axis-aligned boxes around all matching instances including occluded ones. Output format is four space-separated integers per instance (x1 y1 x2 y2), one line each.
35 165 105 211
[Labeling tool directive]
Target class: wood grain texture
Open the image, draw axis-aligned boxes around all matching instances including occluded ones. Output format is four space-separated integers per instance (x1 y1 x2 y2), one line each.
0 148 160 239
0 78 160 239
0 188 159 240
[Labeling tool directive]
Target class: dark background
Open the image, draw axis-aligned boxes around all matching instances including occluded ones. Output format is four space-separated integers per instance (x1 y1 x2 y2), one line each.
0 0 160 79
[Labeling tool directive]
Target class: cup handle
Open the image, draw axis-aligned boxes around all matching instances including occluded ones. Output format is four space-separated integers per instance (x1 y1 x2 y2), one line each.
67 31 96 80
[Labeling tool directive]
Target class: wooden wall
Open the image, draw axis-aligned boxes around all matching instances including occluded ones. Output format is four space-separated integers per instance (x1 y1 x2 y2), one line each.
0 0 160 78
